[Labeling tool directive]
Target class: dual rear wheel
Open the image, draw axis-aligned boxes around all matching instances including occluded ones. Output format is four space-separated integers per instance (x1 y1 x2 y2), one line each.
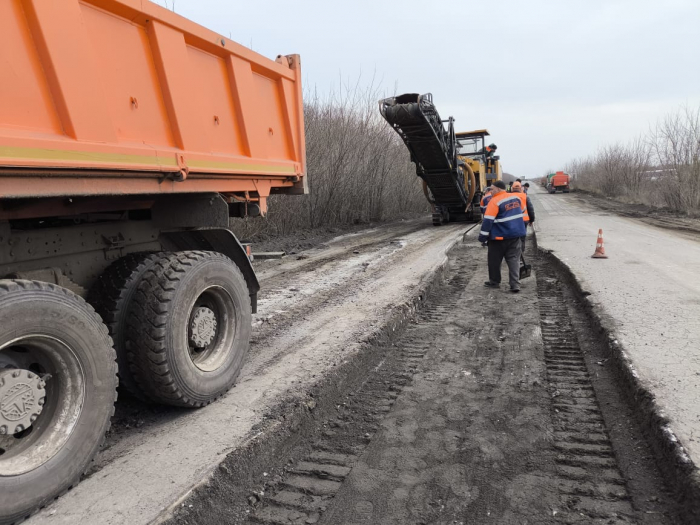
0 251 251 524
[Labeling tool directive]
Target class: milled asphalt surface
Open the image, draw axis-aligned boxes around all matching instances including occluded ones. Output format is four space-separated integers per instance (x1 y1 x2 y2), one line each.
530 185 700 470
28 219 466 525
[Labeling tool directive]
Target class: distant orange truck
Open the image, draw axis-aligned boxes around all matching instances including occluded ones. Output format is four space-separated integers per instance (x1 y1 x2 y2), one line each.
546 171 571 193
0 1 305 521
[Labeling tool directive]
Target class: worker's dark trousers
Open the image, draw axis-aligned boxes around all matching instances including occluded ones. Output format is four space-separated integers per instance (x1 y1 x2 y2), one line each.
488 237 522 289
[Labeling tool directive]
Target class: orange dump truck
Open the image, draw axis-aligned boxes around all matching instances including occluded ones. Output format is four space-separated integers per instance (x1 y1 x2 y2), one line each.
0 1 305 520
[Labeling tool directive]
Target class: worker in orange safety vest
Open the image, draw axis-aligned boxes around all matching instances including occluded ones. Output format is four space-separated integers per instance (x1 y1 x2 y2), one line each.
511 181 534 253
479 180 528 292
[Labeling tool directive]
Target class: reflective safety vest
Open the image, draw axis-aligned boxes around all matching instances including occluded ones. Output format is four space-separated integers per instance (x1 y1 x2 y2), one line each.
479 191 527 241
480 193 493 214
513 192 530 222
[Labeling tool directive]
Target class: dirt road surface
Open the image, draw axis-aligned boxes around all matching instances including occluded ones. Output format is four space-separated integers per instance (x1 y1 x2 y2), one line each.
318 241 646 525
531 185 700 507
28 219 467 525
169 236 676 525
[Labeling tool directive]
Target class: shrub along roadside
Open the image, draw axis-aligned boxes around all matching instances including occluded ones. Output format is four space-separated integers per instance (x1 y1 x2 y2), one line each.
230 85 430 241
563 106 700 216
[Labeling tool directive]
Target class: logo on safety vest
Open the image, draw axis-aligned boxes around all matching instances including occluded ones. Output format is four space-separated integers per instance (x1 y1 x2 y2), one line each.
505 202 519 211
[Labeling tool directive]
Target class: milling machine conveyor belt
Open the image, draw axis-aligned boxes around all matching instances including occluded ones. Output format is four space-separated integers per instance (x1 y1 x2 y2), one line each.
379 93 469 209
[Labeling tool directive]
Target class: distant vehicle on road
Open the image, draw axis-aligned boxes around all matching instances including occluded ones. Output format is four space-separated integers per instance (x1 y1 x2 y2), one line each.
544 171 571 193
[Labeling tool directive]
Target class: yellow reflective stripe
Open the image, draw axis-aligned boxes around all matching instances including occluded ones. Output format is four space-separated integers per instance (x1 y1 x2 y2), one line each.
188 159 296 174
0 146 176 167
0 146 296 174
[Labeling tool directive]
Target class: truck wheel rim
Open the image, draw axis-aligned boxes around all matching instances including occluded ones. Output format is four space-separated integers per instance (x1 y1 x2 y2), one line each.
0 335 85 476
187 286 237 372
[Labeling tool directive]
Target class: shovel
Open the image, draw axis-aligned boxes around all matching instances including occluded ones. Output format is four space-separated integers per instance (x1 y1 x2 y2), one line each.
519 253 532 279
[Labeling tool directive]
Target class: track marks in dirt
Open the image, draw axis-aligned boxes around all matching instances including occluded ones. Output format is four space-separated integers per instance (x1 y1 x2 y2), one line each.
167 237 677 525
316 242 559 524
246 258 478 525
538 275 635 523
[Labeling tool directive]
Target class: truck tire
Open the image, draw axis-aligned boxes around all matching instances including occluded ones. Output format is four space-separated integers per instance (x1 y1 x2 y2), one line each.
0 280 117 525
125 251 251 407
88 253 164 400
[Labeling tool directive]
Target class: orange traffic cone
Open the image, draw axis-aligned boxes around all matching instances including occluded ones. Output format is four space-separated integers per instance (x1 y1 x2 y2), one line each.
591 229 608 259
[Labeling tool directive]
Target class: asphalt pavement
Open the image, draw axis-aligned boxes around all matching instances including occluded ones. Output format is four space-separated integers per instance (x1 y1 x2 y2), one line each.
531 185 700 472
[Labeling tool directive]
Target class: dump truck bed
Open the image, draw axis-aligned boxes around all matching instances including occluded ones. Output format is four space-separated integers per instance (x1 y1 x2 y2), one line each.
0 0 306 200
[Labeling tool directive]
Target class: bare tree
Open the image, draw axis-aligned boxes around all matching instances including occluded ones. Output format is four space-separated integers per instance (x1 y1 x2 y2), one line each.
650 106 700 213
230 81 429 240
562 105 699 215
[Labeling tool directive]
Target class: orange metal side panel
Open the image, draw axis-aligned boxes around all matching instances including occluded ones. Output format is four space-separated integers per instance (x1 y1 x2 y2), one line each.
148 21 210 152
226 55 266 159
20 0 118 142
186 46 245 156
0 0 63 135
253 74 293 161
80 3 177 147
0 0 306 199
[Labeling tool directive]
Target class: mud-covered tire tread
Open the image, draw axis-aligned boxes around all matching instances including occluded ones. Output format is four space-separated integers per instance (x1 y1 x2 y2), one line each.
0 279 117 525
124 251 249 408
87 252 164 399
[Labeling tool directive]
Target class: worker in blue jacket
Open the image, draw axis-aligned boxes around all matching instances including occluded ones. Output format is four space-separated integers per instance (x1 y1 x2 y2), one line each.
479 180 527 293
479 186 493 215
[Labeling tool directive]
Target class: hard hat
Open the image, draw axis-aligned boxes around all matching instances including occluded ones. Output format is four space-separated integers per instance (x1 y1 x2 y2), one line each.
512 181 522 190
489 143 497 149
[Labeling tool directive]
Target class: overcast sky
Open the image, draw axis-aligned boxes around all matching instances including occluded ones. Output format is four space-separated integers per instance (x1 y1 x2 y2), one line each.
155 0 700 177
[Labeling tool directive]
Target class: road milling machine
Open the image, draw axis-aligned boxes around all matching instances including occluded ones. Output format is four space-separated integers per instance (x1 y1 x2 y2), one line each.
455 129 503 219
379 93 501 225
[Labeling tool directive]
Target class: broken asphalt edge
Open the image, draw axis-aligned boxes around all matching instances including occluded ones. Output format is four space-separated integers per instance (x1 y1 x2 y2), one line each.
151 225 477 523
535 235 700 523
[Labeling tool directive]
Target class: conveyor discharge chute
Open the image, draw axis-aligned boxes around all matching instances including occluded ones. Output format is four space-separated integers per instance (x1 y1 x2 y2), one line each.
379 93 474 225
